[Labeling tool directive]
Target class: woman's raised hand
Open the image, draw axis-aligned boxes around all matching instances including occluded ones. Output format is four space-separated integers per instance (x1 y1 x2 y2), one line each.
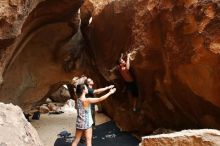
108 85 114 89
109 88 116 94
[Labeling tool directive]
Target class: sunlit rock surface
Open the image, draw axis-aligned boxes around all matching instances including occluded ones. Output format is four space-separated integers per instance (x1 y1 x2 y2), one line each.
0 102 43 146
140 129 220 146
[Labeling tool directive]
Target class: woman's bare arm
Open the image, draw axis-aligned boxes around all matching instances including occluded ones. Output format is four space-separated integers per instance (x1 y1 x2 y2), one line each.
93 85 114 94
86 88 116 104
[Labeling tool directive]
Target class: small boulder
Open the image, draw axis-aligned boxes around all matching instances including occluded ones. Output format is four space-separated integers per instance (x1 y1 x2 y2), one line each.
140 129 220 146
48 103 58 111
40 105 50 113
0 102 43 146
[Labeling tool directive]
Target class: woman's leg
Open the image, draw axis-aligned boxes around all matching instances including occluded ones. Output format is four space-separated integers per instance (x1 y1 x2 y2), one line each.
85 127 92 146
72 129 83 146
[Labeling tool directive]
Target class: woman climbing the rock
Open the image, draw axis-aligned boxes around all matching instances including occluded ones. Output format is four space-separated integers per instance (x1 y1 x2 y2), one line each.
71 84 116 146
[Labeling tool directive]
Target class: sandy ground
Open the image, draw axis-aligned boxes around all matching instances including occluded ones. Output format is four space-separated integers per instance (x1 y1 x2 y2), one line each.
31 111 110 146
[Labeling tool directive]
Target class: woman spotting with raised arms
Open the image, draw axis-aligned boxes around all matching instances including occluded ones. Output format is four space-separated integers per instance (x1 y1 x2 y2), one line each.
71 84 116 146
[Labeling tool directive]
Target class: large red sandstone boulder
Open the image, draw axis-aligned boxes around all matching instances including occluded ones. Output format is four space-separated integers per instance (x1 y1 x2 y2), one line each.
0 102 43 146
82 0 220 134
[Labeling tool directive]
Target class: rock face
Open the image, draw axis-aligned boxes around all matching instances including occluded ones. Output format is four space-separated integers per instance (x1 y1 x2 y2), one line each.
0 0 45 83
81 0 220 134
140 129 220 146
49 85 71 102
0 102 43 146
0 0 85 112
